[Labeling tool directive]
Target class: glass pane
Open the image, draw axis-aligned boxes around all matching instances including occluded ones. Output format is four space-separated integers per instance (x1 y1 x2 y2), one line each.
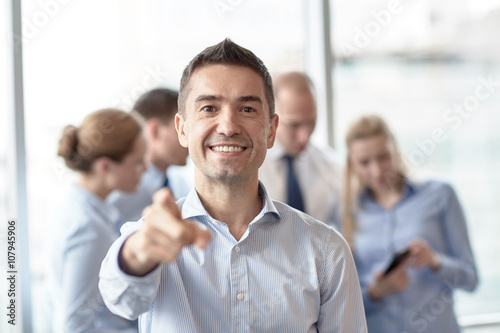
332 0 500 324
0 1 9 218
1 1 14 332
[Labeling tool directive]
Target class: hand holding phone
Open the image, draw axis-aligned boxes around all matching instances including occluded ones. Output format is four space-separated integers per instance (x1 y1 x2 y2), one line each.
369 256 410 301
383 248 410 276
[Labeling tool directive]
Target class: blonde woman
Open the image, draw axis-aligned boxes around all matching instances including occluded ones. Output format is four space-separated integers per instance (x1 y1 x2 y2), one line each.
342 114 478 333
44 109 146 332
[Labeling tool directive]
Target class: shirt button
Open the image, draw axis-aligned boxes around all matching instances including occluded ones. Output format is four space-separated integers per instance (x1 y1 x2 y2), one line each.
234 246 241 253
237 293 244 300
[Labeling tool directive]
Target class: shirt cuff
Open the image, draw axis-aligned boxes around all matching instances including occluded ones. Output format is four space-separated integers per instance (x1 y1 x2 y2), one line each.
432 253 460 283
99 222 162 319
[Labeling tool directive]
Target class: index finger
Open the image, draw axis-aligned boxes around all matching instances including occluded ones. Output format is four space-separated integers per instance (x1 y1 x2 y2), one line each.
152 187 182 220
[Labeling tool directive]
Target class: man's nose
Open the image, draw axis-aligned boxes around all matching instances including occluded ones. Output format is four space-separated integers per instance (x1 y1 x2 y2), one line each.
297 125 313 145
217 109 241 137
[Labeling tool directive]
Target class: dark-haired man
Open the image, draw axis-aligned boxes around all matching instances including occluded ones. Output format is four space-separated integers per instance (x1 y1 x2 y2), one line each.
99 39 367 332
107 88 191 226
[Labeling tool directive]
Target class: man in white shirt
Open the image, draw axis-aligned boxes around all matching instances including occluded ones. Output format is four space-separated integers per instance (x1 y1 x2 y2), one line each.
107 88 192 225
259 72 342 225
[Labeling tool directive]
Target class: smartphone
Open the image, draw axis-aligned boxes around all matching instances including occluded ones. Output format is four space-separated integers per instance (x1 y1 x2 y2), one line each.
383 248 410 276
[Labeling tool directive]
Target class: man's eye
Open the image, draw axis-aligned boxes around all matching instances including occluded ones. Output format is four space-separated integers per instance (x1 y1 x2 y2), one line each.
241 107 255 113
202 106 215 112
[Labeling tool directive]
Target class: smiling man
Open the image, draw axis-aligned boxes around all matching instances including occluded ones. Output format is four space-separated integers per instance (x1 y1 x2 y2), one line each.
99 39 367 332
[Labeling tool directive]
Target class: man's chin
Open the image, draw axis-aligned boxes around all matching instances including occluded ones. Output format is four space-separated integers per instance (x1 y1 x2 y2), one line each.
207 169 249 184
288 151 302 158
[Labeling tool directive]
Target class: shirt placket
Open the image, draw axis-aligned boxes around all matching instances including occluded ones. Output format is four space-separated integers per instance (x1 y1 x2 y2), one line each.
230 240 249 333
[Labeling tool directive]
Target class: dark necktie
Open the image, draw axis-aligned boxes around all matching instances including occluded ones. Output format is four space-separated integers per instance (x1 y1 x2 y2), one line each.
163 176 169 188
284 155 304 212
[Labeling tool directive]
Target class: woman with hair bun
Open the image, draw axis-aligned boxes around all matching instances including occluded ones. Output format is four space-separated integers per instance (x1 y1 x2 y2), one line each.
341 114 478 333
44 108 146 333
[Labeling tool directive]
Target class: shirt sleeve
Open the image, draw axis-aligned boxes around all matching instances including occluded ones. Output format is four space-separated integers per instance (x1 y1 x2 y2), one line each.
317 230 368 332
99 221 163 320
432 184 478 291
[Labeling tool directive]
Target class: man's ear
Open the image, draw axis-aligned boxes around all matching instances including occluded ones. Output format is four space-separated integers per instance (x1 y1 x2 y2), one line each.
145 118 160 140
267 114 279 149
175 113 189 148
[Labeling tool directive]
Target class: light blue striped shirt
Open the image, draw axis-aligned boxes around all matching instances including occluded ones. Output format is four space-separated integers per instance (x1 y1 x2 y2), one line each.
44 184 138 333
99 183 367 332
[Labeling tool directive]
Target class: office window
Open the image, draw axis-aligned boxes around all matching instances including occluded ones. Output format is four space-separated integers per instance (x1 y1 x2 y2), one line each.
0 1 9 221
331 0 500 327
1 1 14 332
18 0 500 331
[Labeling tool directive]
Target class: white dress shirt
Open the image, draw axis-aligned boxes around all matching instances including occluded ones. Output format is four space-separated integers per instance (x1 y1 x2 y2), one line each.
258 143 342 226
99 183 367 332
44 184 138 333
107 163 193 228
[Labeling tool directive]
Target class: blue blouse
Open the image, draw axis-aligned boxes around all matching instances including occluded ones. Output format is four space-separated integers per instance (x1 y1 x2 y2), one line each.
44 184 137 332
353 180 478 333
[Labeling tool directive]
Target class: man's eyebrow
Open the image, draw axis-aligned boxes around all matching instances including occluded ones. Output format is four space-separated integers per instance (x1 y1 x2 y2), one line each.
238 95 263 105
194 95 223 103
194 95 264 105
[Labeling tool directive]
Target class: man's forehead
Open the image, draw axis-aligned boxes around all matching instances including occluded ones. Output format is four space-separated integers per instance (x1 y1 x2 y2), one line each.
277 94 316 118
190 64 263 83
277 88 314 103
187 64 267 100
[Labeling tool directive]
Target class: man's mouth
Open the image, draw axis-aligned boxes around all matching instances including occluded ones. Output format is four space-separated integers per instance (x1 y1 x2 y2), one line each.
210 145 246 153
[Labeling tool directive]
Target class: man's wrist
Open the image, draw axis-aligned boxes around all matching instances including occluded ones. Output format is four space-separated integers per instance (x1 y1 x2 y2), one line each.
119 233 158 277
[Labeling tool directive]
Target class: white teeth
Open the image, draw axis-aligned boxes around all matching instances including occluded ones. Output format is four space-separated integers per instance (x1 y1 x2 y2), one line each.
212 146 244 152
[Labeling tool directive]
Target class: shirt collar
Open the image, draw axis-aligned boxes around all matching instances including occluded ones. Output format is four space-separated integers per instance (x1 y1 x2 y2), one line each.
146 162 164 178
252 181 280 224
181 181 280 223
143 162 168 189
71 184 121 226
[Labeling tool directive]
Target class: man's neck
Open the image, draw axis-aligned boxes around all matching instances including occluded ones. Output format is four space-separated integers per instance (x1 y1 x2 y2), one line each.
195 175 262 241
145 151 169 174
